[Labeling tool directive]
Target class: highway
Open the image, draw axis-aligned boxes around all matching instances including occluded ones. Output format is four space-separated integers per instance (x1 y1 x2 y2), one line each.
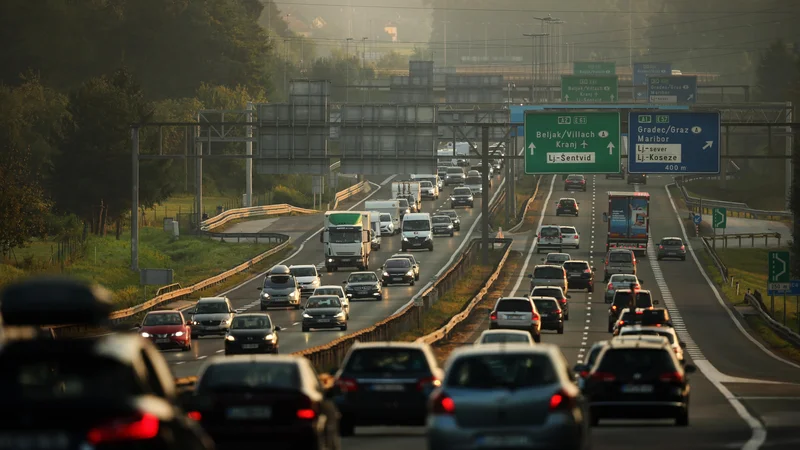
165 172 507 379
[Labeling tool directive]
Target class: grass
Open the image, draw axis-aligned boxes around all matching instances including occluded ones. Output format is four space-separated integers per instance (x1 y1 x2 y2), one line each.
684 178 786 211
744 315 800 363
490 175 543 230
140 194 241 227
517 175 555 233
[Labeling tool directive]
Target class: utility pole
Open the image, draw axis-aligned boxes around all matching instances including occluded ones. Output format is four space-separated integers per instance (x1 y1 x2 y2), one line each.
481 126 490 265
535 16 563 102
245 102 254 207
131 127 139 271
629 0 633 79
483 23 489 59
346 37 353 102
361 37 368 102
443 21 450 66
283 38 290 95
523 33 548 103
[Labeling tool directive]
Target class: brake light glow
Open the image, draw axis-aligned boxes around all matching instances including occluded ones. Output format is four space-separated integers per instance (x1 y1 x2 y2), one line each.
590 372 617 382
549 392 564 410
297 409 317 420
87 413 160 444
611 305 617 310
532 312 540 322
607 283 613 290
584 269 591 274
432 392 455 415
187 411 202 421
659 371 684 383
417 376 441 391
337 377 359 393
635 310 644 315
490 311 497 321
560 298 567 304
618 320 624 325
658 245 664 250
680 245 686 251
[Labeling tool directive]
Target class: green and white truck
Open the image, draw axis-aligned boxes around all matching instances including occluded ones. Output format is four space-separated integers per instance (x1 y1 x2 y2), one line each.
321 211 374 272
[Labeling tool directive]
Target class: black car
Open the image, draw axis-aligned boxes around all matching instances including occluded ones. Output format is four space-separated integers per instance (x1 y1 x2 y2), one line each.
529 286 570 320
431 215 455 236
185 355 341 446
555 198 579 216
440 209 461 230
0 277 214 450
391 253 421 280
613 308 673 336
450 187 474 208
606 165 625 179
608 289 659 332
332 342 444 436
564 174 587 191
224 313 283 355
532 297 564 334
343 271 383 301
563 260 596 292
581 340 695 426
302 295 348 331
382 258 415 286
627 173 647 184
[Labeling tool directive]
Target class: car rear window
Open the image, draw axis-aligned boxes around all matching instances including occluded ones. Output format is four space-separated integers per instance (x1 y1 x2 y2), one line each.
567 175 584 180
662 239 683 246
432 216 450 224
465 176 482 185
596 348 677 374
635 292 653 308
496 299 533 312
609 252 633 263
611 275 638 284
620 330 675 344
344 348 430 375
480 333 531 344
231 316 271 330
531 287 563 298
447 168 463 174
315 288 343 297
559 199 575 206
612 291 634 308
195 301 230 313
533 299 560 312
290 267 317 277
641 310 669 325
199 362 299 391
534 266 564 279
446 354 557 389
540 227 559 238
560 227 577 235
563 261 589 272
454 188 471 195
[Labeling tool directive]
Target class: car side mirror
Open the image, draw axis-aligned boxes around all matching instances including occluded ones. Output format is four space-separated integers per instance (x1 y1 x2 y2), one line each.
680 342 687 349
653 300 660 305
341 280 348 285
527 274 533 279
684 364 696 374
257 287 262 291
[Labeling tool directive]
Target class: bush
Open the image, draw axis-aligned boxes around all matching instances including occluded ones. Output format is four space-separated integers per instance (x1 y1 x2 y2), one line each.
45 213 83 240
272 185 311 207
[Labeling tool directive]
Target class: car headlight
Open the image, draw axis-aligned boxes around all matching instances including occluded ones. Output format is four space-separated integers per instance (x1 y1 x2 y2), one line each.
327 258 334 263
335 311 345 319
383 272 390 277
225 335 235 341
406 270 414 276
173 331 184 337
402 236 408 242
289 291 297 298
448 224 453 229
265 333 275 341
260 292 270 299
302 313 312 319
468 196 474 201
140 332 150 338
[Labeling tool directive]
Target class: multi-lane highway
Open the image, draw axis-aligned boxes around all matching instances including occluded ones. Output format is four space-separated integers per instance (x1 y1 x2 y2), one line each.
330 174 800 450
166 172 507 379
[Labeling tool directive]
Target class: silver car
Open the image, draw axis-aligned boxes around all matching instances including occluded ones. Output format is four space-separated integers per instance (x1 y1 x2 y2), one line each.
604 274 642 303
489 297 541 342
189 297 235 338
603 249 637 281
528 264 568 294
427 344 590 450
289 264 322 297
475 329 535 345
301 295 348 332
259 265 302 310
542 252 571 266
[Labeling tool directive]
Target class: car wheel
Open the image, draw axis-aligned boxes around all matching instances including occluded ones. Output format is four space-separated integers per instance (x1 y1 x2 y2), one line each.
607 322 614 333
325 266 333 272
576 244 580 249
429 245 434 251
182 343 191 352
340 325 348 331
450 232 454 237
676 408 689 426
294 304 301 310
415 273 420 281
410 280 415 286
557 325 564 334
565 312 570 321
302 326 310 332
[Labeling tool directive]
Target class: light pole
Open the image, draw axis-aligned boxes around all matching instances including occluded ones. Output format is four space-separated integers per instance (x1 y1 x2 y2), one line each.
345 37 353 102
283 38 290 95
523 33 548 103
443 20 450 66
482 22 489 59
534 16 563 102
361 37 368 102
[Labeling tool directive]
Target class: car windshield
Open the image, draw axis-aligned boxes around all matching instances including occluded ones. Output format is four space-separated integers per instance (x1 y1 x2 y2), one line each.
609 252 633 263
195 301 228 314
306 297 341 308
420 181 432 188
231 316 271 329
540 227 559 238
597 349 676 376
532 287 563 298
465 176 482 185
397 199 409 207
547 254 570 262
533 299 560 312
385 259 411 269
563 262 589 272
380 213 392 222
199 362 299 391
446 354 557 389
432 216 450 224
662 239 683 246
344 348 430 375
264 275 295 288
496 299 532 312
635 292 653 307
143 313 182 326
349 273 377 282
612 292 634 308
442 211 457 218
533 267 564 278
447 168 463 174
329 229 361 244
403 220 430 231
454 188 471 195
290 267 317 277
480 333 531 344
560 227 577 235
611 275 638 284
567 175 583 181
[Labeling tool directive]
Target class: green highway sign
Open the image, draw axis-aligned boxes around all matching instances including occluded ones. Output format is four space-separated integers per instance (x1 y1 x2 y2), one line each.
574 61 616 75
768 251 791 283
712 208 727 229
561 76 619 103
524 111 621 174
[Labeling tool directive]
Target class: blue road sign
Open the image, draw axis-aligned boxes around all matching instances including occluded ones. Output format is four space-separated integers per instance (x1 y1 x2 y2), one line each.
627 111 721 174
768 280 800 296
647 75 697 104
692 214 702 225
633 63 672 99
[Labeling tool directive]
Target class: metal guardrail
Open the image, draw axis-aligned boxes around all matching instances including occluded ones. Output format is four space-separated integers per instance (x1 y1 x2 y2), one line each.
674 177 792 220
508 175 544 233
202 231 289 244
200 204 318 232
745 291 800 348
332 181 369 210
703 232 783 249
700 237 729 282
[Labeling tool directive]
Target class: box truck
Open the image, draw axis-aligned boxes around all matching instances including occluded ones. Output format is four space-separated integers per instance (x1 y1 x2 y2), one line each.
364 200 401 235
392 181 421 212
321 211 373 271
602 191 650 256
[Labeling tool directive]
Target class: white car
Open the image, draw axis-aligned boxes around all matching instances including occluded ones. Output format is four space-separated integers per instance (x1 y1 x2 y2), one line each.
312 285 349 318
378 212 395 235
475 329 535 345
288 265 322 297
560 226 580 248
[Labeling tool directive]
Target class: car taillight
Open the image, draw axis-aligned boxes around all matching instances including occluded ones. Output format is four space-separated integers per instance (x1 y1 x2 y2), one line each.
432 392 455 415
618 320 624 325
549 390 575 411
590 372 617 382
337 377 359 393
87 413 160 444
532 312 540 322
417 376 441 391
680 245 686 251
187 411 202 421
659 371 684 383
297 408 317 420
607 283 613 290
579 370 589 378
611 305 617 310
580 180 586 184
584 269 591 274
560 298 567 304
537 234 542 240
490 311 498 321
658 245 664 250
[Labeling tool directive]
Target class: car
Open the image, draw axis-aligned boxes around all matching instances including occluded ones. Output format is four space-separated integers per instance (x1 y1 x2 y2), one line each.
314 285 351 316
560 226 580 248
419 180 437 199
564 174 587 191
574 340 610 389
542 252 571 266
530 286 570 320
378 212 397 236
440 209 461 230
342 271 383 301
396 198 412 219
332 342 443 435
606 165 626 179
581 339 695 426
137 310 192 351
555 198 580 216
467 169 480 177
399 193 419 213
186 355 340 447
657 236 687 261
301 295 348 331
531 296 564 334
391 253 421 280
528 264 568 294
464 175 483 196
603 249 637 281
428 343 590 450
432 214 455 236
563 260 595 292
612 307 673 336
607 289 659 332
381 258 416 286
224 313 284 354
289 264 322 297
188 297 235 338
618 325 686 362
445 167 466 185
0 277 214 450
259 265 302 310
627 172 647 184
437 169 448 187
536 225 563 253
475 329 535 345
489 297 542 342
604 274 642 303
450 186 474 208
401 212 434 251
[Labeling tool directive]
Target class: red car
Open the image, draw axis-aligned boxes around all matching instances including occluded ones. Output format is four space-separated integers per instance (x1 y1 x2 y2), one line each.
138 310 192 351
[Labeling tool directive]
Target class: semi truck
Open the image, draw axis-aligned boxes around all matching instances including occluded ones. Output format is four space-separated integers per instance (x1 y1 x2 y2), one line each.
392 181 421 212
321 211 374 271
603 191 650 256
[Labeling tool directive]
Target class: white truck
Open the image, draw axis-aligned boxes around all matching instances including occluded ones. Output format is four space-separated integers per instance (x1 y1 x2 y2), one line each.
392 181 421 212
321 211 374 272
410 174 441 199
364 200 401 235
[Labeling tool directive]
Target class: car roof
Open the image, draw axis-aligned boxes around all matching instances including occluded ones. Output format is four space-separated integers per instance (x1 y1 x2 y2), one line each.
605 340 670 350
316 285 344 290
349 341 431 350
198 297 228 302
567 174 584 178
558 197 577 201
532 286 563 291
450 342 560 359
533 264 564 269
540 224 560 229
531 296 559 302
563 260 589 264
392 253 416 259
560 225 577 230
546 253 570 257
202 354 304 367
289 264 316 269
432 215 450 219
349 271 377 276
621 325 675 334
233 312 271 318
147 309 181 315
307 295 340 300
590 340 609 350
497 296 531 302
608 248 634 253
660 236 683 240
612 335 670 345
479 329 532 337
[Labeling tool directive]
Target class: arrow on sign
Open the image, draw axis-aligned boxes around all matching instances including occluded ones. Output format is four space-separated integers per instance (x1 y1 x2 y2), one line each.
564 95 570 101
774 254 788 280
611 94 616 101
702 141 713 150
607 142 615 155
528 143 536 155
687 94 694 100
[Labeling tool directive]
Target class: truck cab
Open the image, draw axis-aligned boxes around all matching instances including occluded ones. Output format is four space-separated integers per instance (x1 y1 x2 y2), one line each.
321 211 373 272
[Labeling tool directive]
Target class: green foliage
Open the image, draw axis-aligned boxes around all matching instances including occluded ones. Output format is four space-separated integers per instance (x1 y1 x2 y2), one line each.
0 145 50 256
271 185 311 208
45 213 84 241
755 40 798 103
376 52 410 70
309 54 374 101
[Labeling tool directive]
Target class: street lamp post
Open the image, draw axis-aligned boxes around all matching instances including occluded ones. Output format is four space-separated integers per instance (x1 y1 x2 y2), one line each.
345 37 353 102
361 37 368 102
523 33 548 103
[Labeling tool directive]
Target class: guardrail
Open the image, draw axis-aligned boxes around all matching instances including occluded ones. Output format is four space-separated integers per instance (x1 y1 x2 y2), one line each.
675 177 792 220
744 291 800 348
202 231 289 244
508 175 544 233
703 232 783 250
700 237 729 282
331 181 369 210
199 204 318 232
292 238 513 371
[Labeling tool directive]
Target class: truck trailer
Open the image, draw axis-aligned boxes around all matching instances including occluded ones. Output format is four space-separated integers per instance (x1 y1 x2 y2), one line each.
603 191 650 256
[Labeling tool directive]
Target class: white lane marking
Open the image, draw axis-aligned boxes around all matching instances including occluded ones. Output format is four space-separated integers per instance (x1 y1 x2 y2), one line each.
664 183 800 370
578 175 597 358
216 350 224 353
510 176 557 296
735 397 800 401
197 356 207 360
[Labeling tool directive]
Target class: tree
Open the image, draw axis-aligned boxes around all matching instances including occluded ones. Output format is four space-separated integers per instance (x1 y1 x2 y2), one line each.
0 144 50 257
376 52 410 70
309 54 374 101
755 40 797 102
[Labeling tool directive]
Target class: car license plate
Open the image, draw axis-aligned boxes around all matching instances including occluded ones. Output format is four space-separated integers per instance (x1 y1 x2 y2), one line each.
621 384 654 394
227 406 272 419
371 384 404 392
569 273 582 278
412 243 422 246
540 313 549 317
479 435 531 447
341 258 351 262
392 277 403 281
317 319 330 323
0 433 70 450
155 338 170 343
668 252 676 255
242 344 259 349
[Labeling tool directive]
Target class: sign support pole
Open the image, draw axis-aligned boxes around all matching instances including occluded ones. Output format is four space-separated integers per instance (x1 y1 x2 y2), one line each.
131 127 140 271
481 126 490 265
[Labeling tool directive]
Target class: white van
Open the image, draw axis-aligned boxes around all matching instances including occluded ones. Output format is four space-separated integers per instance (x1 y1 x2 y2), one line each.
369 212 382 250
401 213 433 252
364 200 402 234
410 174 441 199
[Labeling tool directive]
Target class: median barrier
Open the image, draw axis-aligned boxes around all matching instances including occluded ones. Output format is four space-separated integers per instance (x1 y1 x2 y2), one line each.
331 181 370 210
674 177 792 221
